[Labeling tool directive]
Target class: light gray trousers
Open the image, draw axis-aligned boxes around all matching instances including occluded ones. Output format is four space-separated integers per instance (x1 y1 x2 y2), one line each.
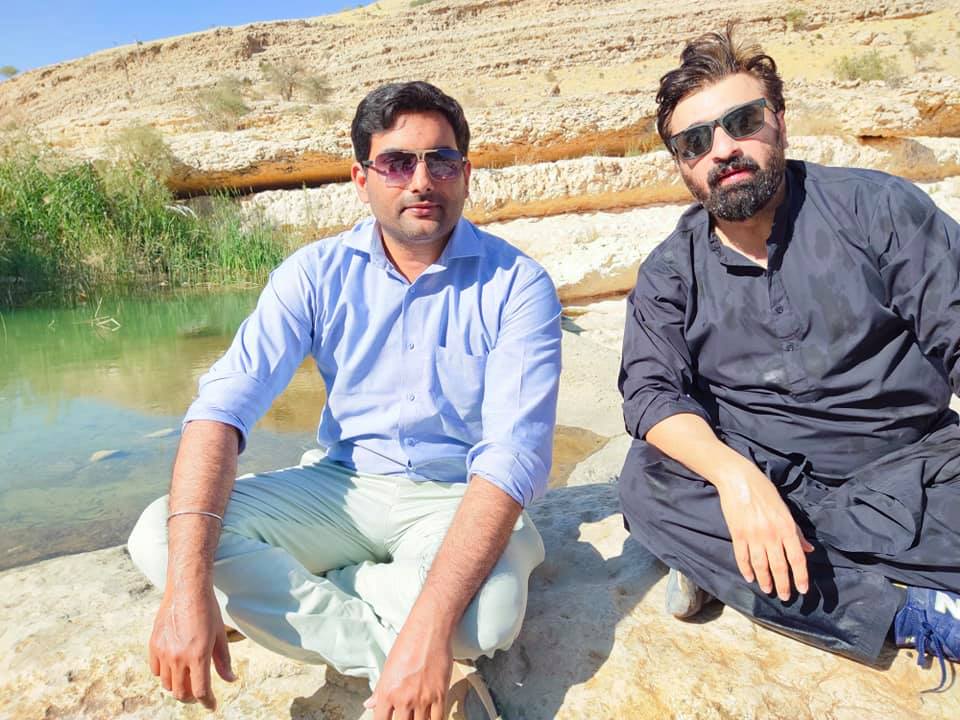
127 451 545 685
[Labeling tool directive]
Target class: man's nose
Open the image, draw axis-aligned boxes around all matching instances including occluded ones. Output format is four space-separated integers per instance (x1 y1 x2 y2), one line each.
407 158 434 192
709 124 743 161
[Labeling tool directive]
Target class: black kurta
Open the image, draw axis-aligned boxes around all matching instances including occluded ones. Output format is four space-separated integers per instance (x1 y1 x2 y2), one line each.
618 160 960 662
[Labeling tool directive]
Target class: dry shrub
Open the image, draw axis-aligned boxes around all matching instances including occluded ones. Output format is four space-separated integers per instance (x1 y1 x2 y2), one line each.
832 50 902 85
784 8 806 32
260 60 333 104
195 77 250 131
317 107 346 124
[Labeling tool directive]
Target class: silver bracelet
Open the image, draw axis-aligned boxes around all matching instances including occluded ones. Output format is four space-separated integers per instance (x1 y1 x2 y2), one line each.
167 510 224 524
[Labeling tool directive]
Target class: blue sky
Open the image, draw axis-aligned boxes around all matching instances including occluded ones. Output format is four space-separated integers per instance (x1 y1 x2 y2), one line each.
1 1 363 73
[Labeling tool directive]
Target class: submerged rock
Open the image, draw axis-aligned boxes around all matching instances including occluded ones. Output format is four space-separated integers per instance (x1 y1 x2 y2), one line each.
88 449 125 463
143 428 179 439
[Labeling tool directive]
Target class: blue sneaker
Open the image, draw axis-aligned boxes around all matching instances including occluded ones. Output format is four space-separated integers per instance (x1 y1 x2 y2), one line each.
893 587 960 691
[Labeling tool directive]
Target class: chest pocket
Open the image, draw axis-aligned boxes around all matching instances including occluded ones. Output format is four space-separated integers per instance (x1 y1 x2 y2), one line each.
433 346 487 428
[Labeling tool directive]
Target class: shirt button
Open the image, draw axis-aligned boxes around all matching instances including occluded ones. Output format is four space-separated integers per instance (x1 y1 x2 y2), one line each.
774 305 784 314
405 437 417 446
407 342 415 350
784 343 795 351
407 393 416 401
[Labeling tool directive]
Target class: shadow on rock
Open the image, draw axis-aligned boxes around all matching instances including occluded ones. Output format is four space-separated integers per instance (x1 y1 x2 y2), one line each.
478 482 662 719
289 671 370 719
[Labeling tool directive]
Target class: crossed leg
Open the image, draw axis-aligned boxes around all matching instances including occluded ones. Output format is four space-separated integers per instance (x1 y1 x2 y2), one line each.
128 454 544 686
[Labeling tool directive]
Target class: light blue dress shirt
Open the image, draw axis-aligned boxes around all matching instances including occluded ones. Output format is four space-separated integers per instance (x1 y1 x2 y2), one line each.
184 216 563 506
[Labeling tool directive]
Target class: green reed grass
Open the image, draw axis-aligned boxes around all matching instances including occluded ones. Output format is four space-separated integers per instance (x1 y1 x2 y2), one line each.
0 147 288 307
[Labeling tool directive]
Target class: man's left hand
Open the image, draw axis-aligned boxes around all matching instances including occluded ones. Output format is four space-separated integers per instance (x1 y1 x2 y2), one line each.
364 616 453 720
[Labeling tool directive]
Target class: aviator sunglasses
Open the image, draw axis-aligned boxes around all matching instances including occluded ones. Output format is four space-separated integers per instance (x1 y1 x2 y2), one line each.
361 147 467 187
668 98 771 160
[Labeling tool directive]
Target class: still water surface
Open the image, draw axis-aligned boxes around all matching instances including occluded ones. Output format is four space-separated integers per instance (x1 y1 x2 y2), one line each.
0 290 323 571
0 290 602 572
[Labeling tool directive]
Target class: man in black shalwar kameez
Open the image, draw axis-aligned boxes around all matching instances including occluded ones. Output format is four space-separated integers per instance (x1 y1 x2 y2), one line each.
618 25 960 689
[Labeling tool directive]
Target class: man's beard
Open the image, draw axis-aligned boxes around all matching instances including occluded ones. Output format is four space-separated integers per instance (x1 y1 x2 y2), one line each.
687 145 786 221
395 193 452 244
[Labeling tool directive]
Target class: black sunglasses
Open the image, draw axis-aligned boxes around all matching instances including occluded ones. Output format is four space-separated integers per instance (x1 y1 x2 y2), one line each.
668 98 770 160
361 147 466 187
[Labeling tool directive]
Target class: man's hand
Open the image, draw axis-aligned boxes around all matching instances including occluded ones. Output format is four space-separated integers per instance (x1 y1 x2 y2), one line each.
645 414 815 601
364 614 453 720
150 420 240 711
364 476 521 720
715 466 814 601
149 583 236 711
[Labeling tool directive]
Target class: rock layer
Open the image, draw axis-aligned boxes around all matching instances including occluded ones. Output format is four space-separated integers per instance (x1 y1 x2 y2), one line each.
1 1 957 194
241 136 960 236
242 158 960 305
3 310 960 719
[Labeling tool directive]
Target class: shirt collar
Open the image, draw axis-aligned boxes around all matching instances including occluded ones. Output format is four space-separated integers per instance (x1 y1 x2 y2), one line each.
341 216 483 271
764 161 805 269
342 217 386 266
435 217 483 265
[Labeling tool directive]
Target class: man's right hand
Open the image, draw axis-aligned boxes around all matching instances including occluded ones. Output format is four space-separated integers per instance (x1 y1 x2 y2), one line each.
645 414 815 602
715 466 814 601
149 584 236 711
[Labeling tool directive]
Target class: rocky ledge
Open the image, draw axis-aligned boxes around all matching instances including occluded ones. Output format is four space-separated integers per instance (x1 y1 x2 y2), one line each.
2 302 958 719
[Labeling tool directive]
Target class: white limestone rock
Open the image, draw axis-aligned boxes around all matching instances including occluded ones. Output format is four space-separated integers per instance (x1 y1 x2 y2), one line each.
486 205 683 303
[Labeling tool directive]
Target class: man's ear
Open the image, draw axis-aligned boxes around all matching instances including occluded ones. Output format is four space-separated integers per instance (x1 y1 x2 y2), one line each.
463 159 471 199
352 162 370 204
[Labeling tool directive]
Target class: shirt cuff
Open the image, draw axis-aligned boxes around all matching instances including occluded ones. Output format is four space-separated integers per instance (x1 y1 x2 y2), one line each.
624 394 712 440
183 373 271 454
467 443 546 508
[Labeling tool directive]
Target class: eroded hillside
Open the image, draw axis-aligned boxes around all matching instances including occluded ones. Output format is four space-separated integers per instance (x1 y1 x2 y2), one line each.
1 0 957 196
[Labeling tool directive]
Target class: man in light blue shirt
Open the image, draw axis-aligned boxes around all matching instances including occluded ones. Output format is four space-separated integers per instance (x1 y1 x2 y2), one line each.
128 81 561 719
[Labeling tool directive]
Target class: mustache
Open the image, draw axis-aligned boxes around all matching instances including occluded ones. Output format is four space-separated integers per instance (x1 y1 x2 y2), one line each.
707 156 760 188
404 193 444 205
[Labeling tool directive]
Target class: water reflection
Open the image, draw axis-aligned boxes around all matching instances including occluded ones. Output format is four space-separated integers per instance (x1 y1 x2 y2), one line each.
0 290 326 432
0 290 604 571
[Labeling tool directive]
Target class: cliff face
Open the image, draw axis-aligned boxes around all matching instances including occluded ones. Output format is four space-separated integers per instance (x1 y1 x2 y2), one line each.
1 0 957 196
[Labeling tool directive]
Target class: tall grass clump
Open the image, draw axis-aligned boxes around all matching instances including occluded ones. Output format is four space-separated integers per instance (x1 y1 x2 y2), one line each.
0 144 288 307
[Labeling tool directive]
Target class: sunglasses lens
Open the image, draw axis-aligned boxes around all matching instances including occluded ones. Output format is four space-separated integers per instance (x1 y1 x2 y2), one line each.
675 126 714 160
424 149 463 180
672 100 767 159
374 152 419 184
721 102 765 139
371 149 463 185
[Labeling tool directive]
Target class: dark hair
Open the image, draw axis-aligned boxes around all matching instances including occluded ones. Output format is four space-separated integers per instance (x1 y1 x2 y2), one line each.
656 22 784 150
350 81 470 162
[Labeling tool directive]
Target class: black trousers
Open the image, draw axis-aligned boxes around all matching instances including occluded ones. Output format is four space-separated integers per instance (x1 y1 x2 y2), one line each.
618 423 960 663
